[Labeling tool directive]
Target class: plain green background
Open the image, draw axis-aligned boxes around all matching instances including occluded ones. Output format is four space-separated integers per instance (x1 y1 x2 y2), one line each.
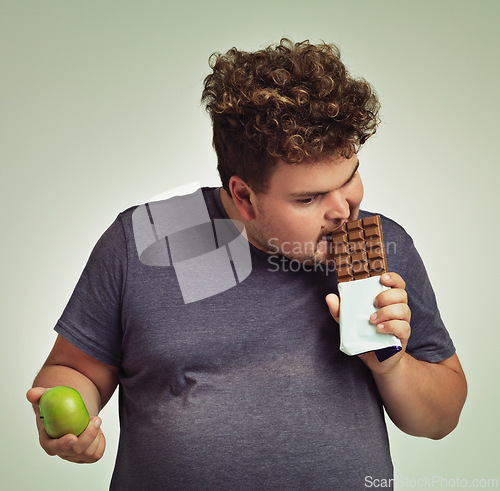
2 1 499 489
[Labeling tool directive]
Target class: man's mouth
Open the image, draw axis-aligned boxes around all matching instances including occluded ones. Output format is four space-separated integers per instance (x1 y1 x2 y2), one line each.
320 221 346 242
318 221 347 255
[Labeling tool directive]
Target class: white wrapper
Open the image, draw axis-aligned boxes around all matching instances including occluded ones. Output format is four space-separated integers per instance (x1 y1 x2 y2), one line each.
338 276 401 356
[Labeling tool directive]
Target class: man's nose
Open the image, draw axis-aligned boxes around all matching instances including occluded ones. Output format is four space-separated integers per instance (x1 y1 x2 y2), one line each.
324 191 350 221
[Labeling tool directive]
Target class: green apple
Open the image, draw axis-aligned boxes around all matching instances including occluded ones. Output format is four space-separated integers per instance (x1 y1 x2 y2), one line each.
39 386 90 438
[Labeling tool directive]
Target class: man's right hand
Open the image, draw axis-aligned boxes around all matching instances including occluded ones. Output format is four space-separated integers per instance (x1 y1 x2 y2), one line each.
27 387 106 463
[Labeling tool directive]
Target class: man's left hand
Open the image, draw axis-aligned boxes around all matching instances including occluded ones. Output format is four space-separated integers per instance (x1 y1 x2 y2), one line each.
326 272 411 374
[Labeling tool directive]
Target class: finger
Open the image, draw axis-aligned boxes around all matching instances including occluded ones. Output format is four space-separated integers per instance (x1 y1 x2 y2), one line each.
60 430 106 463
325 293 340 324
96 431 106 459
80 429 106 461
370 303 411 325
42 433 78 456
65 431 100 461
70 417 102 455
40 417 100 457
87 430 106 462
375 319 411 344
379 272 406 290
26 387 48 406
374 287 408 308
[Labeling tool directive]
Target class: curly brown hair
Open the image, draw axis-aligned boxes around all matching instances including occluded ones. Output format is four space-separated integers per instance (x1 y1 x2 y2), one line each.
202 38 380 194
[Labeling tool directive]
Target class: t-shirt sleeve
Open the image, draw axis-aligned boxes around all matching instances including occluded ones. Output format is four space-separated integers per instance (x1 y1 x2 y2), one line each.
390 227 455 363
54 215 127 367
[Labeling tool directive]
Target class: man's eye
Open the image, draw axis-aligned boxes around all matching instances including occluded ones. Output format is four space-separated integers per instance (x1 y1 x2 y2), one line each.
298 196 317 205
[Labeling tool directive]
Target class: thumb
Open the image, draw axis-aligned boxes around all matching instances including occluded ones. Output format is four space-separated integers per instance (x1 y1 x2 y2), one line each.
325 293 340 324
26 387 48 406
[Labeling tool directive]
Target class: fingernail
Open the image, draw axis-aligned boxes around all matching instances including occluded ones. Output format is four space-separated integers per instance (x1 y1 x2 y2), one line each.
370 313 378 321
94 418 101 428
382 274 390 281
378 324 384 330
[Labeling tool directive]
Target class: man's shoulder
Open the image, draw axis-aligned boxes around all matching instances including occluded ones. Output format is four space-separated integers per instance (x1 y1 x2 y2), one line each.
118 187 219 221
112 187 225 267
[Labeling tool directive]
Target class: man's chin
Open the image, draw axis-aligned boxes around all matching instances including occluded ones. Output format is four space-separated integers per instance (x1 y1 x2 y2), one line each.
294 247 332 265
314 242 334 263
312 254 333 266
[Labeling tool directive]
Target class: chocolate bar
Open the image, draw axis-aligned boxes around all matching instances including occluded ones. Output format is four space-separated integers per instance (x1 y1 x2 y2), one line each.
333 215 402 362
331 215 387 283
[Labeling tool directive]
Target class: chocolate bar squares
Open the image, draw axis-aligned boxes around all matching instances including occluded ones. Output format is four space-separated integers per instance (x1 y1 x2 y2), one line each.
331 215 387 282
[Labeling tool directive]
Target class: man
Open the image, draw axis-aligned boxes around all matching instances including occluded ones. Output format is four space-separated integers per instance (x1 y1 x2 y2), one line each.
27 39 467 489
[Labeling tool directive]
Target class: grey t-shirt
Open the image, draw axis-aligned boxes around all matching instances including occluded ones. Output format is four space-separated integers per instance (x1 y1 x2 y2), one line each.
55 187 455 490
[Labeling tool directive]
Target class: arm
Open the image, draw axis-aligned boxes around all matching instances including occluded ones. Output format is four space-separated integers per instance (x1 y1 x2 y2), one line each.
371 351 466 439
27 335 119 463
326 273 467 440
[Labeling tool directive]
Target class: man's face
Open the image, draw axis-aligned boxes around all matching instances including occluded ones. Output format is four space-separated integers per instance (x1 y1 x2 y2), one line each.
245 153 363 264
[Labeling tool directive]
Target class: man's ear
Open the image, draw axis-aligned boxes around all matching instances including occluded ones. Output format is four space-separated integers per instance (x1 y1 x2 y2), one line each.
228 176 256 222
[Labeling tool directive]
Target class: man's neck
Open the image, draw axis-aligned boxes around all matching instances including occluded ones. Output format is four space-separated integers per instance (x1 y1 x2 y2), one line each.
219 187 264 251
